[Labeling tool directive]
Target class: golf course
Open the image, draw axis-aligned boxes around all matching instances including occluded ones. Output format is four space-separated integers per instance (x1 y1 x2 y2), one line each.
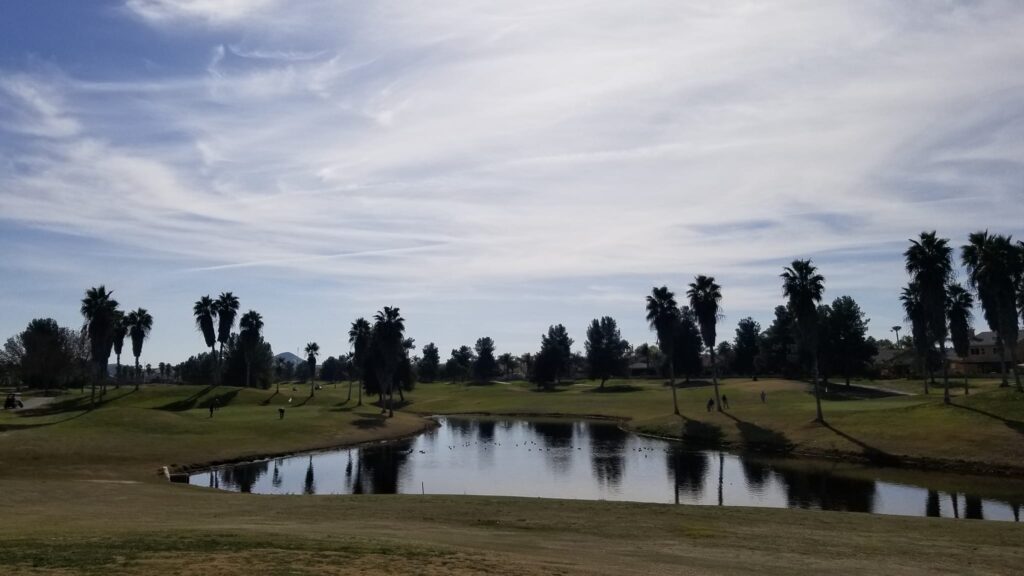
2 377 1023 575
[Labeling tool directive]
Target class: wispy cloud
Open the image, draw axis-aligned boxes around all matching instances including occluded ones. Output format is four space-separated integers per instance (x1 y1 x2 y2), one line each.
1 1 1023 358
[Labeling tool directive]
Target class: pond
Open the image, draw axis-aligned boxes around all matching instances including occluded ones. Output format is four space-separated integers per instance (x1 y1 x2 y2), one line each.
190 416 1024 522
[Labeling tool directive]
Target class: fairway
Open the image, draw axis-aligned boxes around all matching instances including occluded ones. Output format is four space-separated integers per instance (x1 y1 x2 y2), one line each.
2 379 1023 575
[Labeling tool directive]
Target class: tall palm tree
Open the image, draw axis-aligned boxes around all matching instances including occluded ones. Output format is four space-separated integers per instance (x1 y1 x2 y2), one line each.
214 292 240 362
81 286 119 404
111 310 127 389
646 286 681 415
305 342 320 397
372 307 405 417
946 283 974 396
125 308 153 391
905 232 954 404
962 232 1022 391
781 260 826 423
900 282 931 393
239 310 264 389
193 296 218 358
348 318 371 406
688 275 723 411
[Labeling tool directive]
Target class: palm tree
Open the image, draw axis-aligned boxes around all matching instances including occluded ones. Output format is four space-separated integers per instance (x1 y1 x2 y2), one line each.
905 232 954 404
305 342 320 397
371 307 405 417
125 308 153 391
214 292 240 362
239 310 264 389
946 283 974 396
901 282 931 393
80 286 119 404
193 296 218 358
781 260 826 423
646 286 681 415
348 318 371 406
688 275 723 411
962 232 1022 391
111 310 127 389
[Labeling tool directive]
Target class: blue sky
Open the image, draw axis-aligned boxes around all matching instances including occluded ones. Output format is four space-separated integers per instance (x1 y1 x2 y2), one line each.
2 1 1023 365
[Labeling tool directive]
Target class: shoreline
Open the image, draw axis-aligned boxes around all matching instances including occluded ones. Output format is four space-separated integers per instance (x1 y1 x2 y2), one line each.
171 409 1024 481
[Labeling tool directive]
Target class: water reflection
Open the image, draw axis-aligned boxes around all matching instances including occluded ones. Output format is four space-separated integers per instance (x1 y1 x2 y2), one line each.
189 417 1024 522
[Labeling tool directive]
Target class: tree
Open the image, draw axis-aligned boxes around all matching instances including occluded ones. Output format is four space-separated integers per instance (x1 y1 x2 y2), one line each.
688 275 723 411
193 296 218 360
544 324 573 382
214 292 240 362
348 318 371 405
473 337 498 382
674 308 703 383
733 318 761 379
1 319 88 390
781 260 826 423
635 343 652 371
239 310 264 389
81 286 119 404
584 316 630 388
905 231 954 403
946 283 974 396
125 308 153 391
826 296 874 386
446 346 475 382
305 342 320 397
646 286 681 415
497 352 516 378
962 232 1022 391
901 282 932 391
418 343 440 382
761 306 796 377
371 307 405 417
320 356 342 383
111 311 127 387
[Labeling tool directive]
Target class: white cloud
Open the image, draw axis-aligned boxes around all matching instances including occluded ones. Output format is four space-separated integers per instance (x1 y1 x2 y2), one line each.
2 0 1024 356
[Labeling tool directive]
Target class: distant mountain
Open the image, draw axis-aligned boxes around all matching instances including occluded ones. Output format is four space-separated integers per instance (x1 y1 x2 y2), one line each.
274 352 305 365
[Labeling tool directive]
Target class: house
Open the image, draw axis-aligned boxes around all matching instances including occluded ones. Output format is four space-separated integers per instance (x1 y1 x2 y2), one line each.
948 331 1024 376
873 347 916 378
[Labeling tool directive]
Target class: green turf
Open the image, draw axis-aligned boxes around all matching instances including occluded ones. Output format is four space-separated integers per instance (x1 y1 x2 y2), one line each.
2 379 1023 575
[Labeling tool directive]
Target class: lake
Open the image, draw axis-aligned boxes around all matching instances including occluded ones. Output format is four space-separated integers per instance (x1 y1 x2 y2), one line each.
190 416 1024 521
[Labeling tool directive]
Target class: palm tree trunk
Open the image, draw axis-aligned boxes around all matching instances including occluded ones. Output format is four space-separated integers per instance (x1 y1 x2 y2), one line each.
347 379 353 402
669 359 679 416
134 357 141 391
813 356 824 423
998 344 1009 387
115 354 121 389
397 385 405 403
387 377 394 418
964 371 969 396
245 361 251 389
1009 343 1022 392
711 350 722 412
940 341 950 405
357 378 363 406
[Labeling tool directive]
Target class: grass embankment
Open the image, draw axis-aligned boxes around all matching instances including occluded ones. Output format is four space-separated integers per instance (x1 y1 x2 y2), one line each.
411 376 1024 475
2 380 1023 575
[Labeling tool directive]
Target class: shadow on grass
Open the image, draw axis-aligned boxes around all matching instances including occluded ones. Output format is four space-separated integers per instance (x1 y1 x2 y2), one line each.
811 382 900 401
950 402 1024 437
587 384 642 394
721 412 793 453
821 422 901 466
680 418 724 447
352 415 388 429
259 391 279 406
156 385 217 411
198 389 240 409
2 389 138 431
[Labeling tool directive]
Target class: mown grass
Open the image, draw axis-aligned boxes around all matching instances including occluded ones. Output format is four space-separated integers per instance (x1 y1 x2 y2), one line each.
2 378 1024 575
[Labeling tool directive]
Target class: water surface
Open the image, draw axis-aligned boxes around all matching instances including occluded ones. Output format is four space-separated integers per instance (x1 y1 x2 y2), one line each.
190 416 1024 521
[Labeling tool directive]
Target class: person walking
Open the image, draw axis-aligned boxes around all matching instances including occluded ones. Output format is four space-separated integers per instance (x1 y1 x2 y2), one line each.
721 394 730 410
760 390 767 403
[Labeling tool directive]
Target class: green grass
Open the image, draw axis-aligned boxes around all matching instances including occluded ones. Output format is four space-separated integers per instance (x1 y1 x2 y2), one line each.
2 379 1024 575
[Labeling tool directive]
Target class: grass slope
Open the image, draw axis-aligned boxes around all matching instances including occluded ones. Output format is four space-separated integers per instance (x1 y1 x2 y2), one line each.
1 379 1023 575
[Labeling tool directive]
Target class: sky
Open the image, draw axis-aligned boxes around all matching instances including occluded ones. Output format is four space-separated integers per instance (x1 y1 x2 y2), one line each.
1 0 1023 365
